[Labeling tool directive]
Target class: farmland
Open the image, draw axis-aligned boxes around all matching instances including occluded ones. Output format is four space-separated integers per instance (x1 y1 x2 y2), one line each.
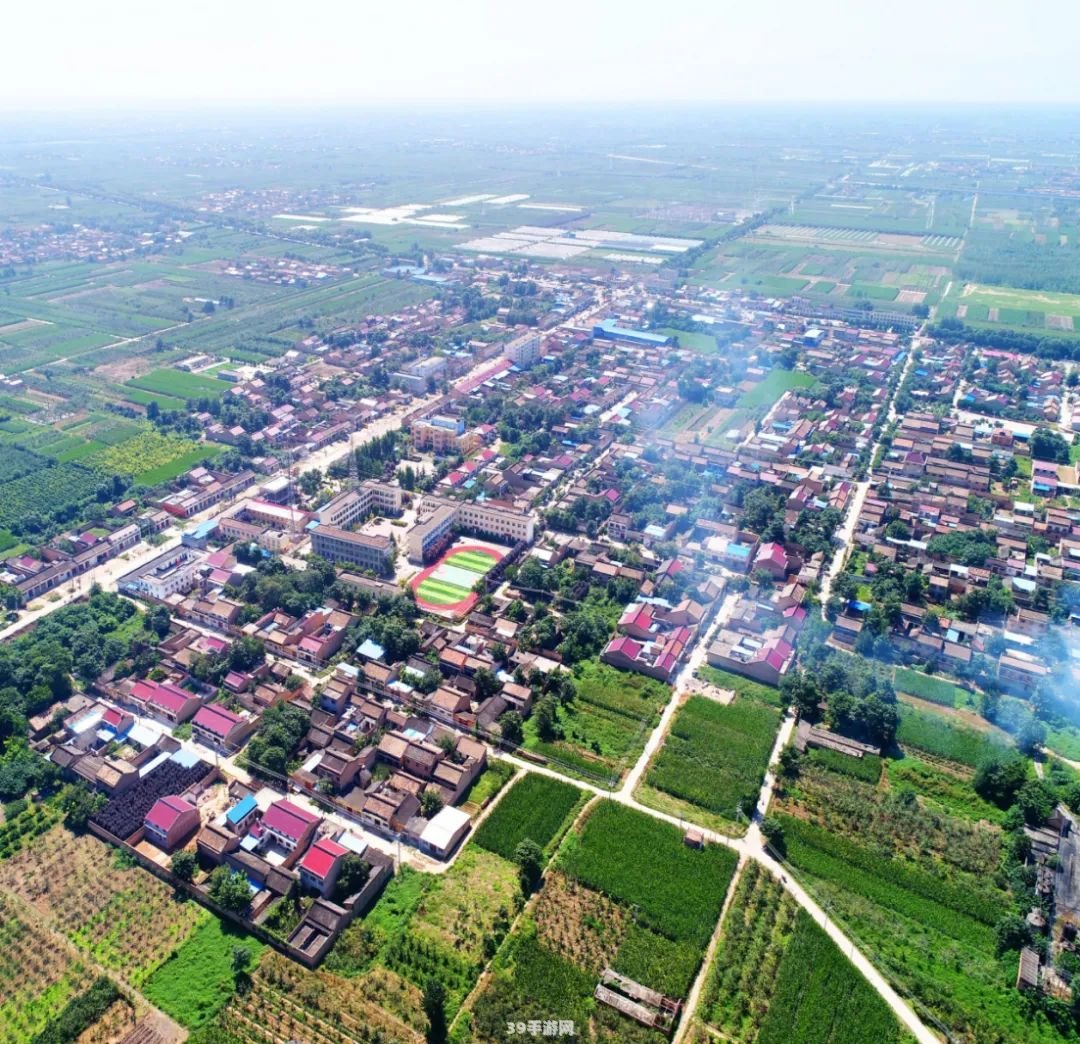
218 951 425 1044
125 368 232 401
521 661 670 785
0 891 100 1042
893 666 973 709
758 909 902 1044
772 701 1061 1044
895 704 1005 767
472 773 584 860
85 427 205 479
315 839 526 1023
0 461 106 535
558 801 737 948
938 281 1080 336
469 800 737 1043
0 825 206 986
638 695 781 834
701 863 901 1044
689 235 952 315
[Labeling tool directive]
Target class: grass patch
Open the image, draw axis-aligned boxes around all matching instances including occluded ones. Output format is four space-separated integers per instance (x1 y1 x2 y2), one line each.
142 915 265 1029
893 667 970 709
698 665 784 707
736 368 816 410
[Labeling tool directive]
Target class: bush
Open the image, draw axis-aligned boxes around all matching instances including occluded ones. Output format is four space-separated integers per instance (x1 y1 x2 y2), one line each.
30 976 119 1044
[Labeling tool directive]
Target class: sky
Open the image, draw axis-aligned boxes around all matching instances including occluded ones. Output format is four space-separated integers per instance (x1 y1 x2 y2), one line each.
7 0 1080 110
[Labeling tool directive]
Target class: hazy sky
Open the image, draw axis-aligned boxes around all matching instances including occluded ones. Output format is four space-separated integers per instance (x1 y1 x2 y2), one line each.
7 0 1080 109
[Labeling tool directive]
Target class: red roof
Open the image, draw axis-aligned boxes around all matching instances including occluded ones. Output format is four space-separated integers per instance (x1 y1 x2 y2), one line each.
145 795 194 833
619 604 653 631
299 837 348 879
605 636 642 660
262 799 319 840
756 542 789 568
193 704 243 738
132 679 193 715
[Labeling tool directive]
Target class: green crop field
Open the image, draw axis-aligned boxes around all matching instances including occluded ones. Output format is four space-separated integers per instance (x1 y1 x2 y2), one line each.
559 801 737 947
126 368 231 400
736 368 816 409
938 281 1080 336
758 909 903 1044
896 704 1006 767
639 695 780 832
134 444 222 486
893 667 972 709
472 773 583 860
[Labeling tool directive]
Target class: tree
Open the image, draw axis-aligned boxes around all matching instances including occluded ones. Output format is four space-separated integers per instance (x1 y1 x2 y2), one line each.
420 789 444 819
1017 778 1057 826
208 867 252 913
514 837 544 895
333 855 371 902
171 850 197 881
231 945 252 975
973 749 1029 807
1031 427 1071 464
780 671 822 718
534 696 561 742
473 668 500 702
423 977 448 1044
760 816 785 855
59 783 105 832
498 710 524 746
1017 716 1047 755
995 913 1032 954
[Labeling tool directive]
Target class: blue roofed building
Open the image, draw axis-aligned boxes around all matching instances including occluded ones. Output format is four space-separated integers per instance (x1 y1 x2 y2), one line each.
592 318 673 347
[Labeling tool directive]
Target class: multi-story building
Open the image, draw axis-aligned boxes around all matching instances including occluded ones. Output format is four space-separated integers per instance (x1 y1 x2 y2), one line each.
317 481 403 529
310 525 394 574
119 547 204 600
406 495 534 563
158 469 255 519
504 330 542 367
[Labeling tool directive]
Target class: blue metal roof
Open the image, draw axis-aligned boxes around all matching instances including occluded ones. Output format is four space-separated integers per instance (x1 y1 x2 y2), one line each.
226 794 258 825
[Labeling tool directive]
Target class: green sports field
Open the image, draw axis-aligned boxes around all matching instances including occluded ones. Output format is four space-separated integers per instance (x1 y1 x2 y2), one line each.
413 546 502 609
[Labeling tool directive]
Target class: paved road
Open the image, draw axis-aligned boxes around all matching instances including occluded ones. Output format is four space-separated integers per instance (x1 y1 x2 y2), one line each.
8 323 939 1038
819 341 917 616
0 533 183 643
